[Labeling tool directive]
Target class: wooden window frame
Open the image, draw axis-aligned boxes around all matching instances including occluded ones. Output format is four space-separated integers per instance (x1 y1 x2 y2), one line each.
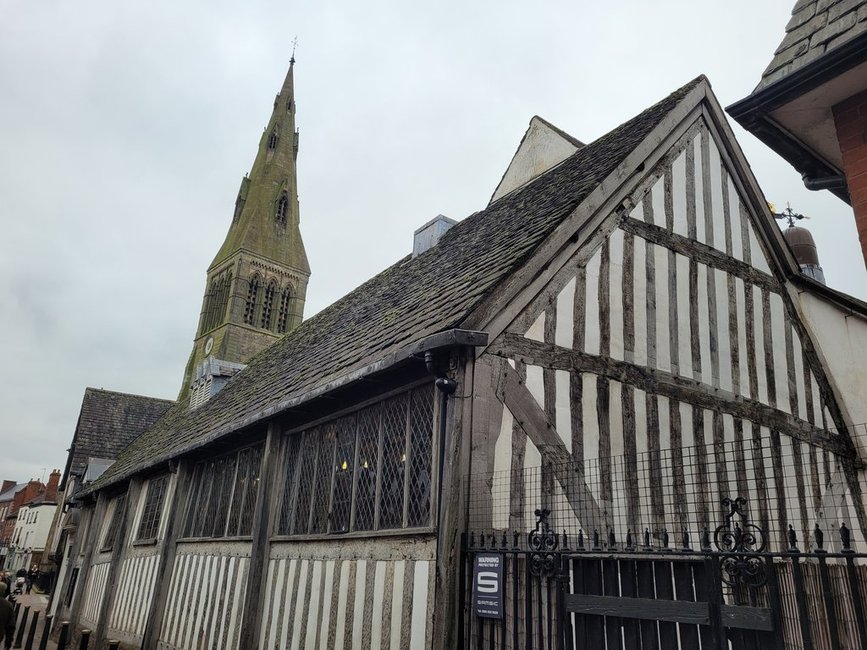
274 384 435 538
135 475 169 542
100 493 127 552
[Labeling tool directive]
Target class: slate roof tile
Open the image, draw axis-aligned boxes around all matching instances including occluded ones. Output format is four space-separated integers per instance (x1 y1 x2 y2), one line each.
757 0 867 90
65 388 174 485
89 76 704 492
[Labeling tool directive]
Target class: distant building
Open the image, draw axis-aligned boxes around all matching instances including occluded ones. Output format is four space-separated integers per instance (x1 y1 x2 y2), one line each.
0 481 19 569
5 471 60 572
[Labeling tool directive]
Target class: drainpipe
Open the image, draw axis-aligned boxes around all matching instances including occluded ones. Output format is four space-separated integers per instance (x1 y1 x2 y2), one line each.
425 351 456 526
802 173 847 192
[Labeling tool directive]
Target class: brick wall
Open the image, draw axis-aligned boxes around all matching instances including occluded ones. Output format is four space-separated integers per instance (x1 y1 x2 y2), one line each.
833 88 867 269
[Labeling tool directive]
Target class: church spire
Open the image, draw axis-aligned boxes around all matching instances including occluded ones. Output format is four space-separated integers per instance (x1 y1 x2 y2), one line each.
179 58 311 404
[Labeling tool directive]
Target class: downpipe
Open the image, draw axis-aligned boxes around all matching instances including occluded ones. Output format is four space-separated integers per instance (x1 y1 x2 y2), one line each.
425 351 456 527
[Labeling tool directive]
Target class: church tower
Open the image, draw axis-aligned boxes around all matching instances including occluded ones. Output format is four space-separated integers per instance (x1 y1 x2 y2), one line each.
181 58 310 405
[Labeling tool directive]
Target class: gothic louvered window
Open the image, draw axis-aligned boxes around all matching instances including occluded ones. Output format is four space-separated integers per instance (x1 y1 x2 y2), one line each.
276 193 289 226
182 443 264 539
276 385 434 536
201 271 232 334
261 281 276 330
268 129 278 150
243 275 261 325
136 475 168 541
100 494 127 552
277 288 292 333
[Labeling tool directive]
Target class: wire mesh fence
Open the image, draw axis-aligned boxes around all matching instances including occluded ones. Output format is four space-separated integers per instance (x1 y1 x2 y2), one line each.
466 424 867 554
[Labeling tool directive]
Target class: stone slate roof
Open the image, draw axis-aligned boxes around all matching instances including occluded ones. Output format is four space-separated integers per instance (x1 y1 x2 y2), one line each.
0 484 20 503
90 76 704 492
64 388 174 488
758 0 867 90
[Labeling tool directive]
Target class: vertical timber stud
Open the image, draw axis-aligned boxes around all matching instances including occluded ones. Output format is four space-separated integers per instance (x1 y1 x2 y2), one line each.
93 479 140 648
431 348 473 650
241 423 281 650
67 495 108 635
141 461 192 650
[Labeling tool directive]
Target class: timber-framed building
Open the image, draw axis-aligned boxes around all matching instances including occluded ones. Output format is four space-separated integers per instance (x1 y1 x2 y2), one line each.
52 62 867 649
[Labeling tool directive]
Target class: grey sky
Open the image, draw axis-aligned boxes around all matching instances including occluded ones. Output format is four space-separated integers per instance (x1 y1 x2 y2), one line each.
1 0 864 484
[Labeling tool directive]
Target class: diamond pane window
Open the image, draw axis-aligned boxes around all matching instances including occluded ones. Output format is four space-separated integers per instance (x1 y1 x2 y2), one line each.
352 409 379 532
136 476 169 541
292 430 320 534
407 387 434 527
330 417 357 533
275 385 434 536
183 443 263 539
378 395 408 529
309 426 337 534
100 494 127 552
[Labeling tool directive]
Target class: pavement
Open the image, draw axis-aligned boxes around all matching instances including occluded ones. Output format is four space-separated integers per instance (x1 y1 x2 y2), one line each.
9 593 57 650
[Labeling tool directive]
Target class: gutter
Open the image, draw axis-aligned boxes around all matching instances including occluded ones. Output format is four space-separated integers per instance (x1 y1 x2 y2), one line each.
82 328 488 495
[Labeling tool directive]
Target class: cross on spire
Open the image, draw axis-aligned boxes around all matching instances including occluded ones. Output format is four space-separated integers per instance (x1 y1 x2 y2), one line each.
291 36 298 64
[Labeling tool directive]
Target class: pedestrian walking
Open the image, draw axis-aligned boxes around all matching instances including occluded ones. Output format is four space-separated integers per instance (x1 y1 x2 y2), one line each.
0 583 14 648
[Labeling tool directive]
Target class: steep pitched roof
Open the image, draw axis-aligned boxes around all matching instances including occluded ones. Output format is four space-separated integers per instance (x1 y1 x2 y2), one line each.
0 483 19 503
90 76 705 492
758 0 867 90
63 388 174 490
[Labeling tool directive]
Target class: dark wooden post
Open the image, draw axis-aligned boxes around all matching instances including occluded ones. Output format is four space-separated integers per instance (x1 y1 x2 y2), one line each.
67 496 108 632
56 621 69 650
13 605 30 648
140 460 192 650
37 614 52 650
22 609 38 650
239 424 282 650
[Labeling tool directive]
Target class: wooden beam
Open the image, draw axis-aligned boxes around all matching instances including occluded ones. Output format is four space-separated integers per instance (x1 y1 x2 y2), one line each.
564 593 710 625
495 362 604 528
492 333 853 459
620 218 779 293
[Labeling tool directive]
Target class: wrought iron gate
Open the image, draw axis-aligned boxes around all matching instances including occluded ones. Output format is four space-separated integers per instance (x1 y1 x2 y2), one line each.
459 500 867 649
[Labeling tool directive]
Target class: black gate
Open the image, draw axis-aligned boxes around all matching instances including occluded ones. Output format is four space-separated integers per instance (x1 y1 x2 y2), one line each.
459 501 867 649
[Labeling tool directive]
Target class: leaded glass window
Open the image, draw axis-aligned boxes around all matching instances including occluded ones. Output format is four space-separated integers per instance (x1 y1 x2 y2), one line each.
100 494 127 551
261 281 276 330
277 289 292 334
136 476 168 541
275 193 289 226
276 385 434 537
182 443 264 539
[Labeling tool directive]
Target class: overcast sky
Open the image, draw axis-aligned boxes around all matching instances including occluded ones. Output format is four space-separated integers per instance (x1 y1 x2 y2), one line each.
1 0 864 485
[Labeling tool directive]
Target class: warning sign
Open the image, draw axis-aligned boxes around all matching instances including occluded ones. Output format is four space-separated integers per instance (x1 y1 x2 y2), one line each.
472 553 504 619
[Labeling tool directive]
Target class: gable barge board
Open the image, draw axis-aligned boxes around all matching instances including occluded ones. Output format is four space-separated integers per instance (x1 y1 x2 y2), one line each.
466 86 710 345
492 333 853 459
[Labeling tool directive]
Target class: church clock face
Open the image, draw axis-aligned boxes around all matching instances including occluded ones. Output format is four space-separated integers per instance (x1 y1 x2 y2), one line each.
204 337 214 356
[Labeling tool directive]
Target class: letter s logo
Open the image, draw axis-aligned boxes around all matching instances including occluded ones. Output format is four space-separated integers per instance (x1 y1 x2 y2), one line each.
477 572 498 593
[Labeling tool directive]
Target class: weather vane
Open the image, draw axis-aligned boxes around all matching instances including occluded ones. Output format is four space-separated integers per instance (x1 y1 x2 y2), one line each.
291 36 298 64
770 202 808 228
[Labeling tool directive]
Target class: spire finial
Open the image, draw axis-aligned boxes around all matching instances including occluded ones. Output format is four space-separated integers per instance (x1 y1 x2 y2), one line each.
290 36 298 64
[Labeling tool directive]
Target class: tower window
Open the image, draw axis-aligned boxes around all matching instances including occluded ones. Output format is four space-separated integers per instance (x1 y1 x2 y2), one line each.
268 129 279 150
287 98 293 112
277 288 292 333
276 193 289 226
261 281 276 330
243 275 261 325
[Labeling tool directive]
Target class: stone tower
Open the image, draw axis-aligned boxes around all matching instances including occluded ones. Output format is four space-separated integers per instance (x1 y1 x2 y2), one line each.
181 59 310 405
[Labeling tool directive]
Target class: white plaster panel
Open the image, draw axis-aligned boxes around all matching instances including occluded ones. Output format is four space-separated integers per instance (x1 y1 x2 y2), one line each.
609 229 625 361
675 253 692 378
555 370 571 453
526 364 545 410
715 270 732 392
708 133 728 253
727 178 743 262
525 311 545 342
555 277 575 349
582 374 599 466
693 135 706 246
632 236 648 367
752 286 768 405
792 327 808 422
630 201 645 223
698 263 712 386
748 222 772 273
584 249 601 356
492 405 514 531
654 244 671 373
770 292 790 414
671 150 689 237
735 278 749 398
651 175 665 227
